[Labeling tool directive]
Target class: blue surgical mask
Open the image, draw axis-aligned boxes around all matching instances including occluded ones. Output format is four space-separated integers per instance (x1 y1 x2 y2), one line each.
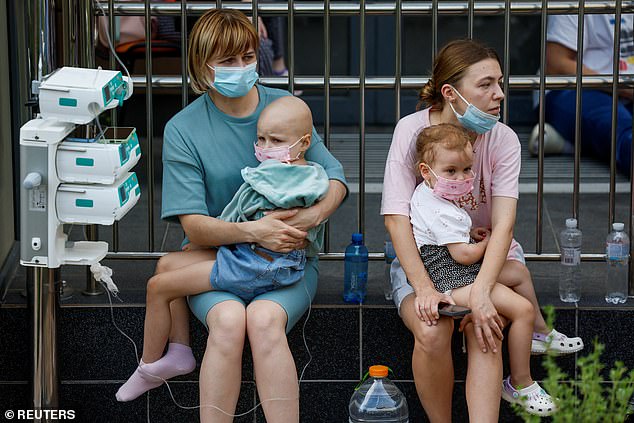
207 62 259 98
449 86 500 134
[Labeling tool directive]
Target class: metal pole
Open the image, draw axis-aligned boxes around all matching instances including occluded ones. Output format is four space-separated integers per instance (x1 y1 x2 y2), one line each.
535 0 547 254
288 0 295 94
358 0 366 234
145 0 156 252
608 1 622 228
28 267 60 420
107 0 121 252
323 0 331 252
27 1 58 418
77 0 103 295
467 0 474 38
573 0 585 219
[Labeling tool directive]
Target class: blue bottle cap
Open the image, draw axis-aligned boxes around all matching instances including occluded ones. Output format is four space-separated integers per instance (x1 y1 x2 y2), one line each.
352 233 363 243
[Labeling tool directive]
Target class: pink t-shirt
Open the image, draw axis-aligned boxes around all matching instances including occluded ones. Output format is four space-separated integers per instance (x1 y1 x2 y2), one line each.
381 107 521 242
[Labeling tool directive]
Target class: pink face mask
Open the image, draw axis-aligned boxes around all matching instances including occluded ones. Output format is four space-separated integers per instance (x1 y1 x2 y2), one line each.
425 165 475 201
254 135 307 163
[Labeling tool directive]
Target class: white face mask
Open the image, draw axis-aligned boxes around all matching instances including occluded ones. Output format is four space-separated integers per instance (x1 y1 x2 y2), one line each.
207 62 259 97
449 86 500 134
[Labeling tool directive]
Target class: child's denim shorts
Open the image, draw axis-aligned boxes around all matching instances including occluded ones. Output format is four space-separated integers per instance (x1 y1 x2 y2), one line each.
211 243 307 302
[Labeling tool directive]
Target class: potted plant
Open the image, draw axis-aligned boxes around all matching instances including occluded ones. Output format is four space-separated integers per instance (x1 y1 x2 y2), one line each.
512 306 634 422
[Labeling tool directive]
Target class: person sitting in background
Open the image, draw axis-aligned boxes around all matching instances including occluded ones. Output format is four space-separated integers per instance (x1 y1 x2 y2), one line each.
529 13 634 174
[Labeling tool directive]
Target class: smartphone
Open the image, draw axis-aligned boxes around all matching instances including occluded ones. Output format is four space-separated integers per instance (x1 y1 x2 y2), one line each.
438 303 471 318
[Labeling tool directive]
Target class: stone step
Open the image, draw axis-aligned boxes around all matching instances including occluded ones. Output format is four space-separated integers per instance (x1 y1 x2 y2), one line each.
3 304 633 422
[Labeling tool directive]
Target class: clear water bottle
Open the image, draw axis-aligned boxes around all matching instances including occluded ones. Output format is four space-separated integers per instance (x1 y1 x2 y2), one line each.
383 241 396 301
559 218 582 302
605 222 629 304
344 233 368 304
349 365 409 423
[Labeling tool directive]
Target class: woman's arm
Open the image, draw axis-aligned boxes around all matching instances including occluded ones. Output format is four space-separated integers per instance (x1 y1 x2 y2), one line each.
385 214 454 324
180 209 308 253
466 196 516 352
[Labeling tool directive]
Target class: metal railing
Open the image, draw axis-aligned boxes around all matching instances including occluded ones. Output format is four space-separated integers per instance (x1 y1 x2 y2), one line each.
23 0 634 415
85 0 634 261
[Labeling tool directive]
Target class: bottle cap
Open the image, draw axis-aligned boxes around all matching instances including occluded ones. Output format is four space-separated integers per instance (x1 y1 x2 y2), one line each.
369 365 389 378
613 223 625 231
565 218 577 228
352 233 363 243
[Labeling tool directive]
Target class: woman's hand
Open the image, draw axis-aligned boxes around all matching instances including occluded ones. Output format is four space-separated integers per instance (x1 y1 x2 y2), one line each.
249 209 308 253
414 285 455 325
465 286 504 353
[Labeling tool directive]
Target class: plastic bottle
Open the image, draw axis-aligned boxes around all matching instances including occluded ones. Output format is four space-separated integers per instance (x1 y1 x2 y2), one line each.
383 240 396 301
605 222 630 304
559 218 582 302
343 233 369 304
349 365 409 423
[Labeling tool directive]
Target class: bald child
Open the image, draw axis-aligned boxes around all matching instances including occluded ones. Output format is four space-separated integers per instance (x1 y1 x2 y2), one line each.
116 96 330 402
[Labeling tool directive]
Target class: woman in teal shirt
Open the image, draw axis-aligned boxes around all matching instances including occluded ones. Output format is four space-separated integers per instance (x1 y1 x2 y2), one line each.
159 9 347 422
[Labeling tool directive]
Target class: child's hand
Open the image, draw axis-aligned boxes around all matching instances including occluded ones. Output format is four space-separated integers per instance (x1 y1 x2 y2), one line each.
182 242 207 251
470 227 490 241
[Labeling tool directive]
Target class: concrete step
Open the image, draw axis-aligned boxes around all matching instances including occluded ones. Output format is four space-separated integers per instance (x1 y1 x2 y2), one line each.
3 302 634 422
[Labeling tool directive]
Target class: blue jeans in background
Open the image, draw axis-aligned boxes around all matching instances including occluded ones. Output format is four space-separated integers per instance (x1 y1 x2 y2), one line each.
545 89 633 175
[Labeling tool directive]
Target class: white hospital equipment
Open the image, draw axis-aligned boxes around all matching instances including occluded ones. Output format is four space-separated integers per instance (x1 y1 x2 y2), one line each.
37 67 133 124
20 66 140 269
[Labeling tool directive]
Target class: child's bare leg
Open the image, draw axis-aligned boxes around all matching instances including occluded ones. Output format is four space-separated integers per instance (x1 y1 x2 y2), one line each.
168 298 191 345
116 256 215 402
143 259 216 362
498 260 548 333
155 250 217 346
451 283 535 387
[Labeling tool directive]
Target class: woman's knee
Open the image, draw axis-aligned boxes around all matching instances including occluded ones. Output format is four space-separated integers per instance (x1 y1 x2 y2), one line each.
206 303 247 353
245 302 287 349
411 320 453 356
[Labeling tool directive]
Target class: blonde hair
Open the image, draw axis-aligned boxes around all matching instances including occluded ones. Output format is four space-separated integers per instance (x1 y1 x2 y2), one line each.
415 123 471 169
417 39 501 111
187 9 259 94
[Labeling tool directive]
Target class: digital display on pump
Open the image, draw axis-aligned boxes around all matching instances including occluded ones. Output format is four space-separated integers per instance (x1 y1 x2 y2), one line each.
104 85 111 104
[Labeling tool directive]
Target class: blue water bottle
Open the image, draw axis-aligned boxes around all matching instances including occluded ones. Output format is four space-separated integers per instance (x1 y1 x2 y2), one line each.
344 233 369 304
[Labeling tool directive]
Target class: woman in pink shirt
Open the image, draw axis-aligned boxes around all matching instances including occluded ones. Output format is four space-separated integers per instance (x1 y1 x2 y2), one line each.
381 39 584 421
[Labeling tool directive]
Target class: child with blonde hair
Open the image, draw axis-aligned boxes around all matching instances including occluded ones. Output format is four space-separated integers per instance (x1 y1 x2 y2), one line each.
410 123 555 417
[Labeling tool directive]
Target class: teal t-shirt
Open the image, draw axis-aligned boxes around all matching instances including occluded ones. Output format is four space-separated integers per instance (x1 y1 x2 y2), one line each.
161 85 348 226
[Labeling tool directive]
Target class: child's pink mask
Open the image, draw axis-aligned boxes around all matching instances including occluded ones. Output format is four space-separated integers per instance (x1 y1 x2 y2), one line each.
254 135 307 163
425 165 475 201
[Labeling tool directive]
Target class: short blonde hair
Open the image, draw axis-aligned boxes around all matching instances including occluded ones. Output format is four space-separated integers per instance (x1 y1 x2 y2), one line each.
187 9 259 94
415 123 471 169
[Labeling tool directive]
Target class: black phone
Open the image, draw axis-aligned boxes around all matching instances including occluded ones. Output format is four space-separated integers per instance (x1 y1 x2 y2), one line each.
438 303 471 318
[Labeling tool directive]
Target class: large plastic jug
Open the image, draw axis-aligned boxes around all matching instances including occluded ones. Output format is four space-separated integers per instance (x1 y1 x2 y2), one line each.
349 365 409 422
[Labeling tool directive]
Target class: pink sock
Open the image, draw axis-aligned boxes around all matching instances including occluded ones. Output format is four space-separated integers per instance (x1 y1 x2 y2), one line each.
115 343 196 402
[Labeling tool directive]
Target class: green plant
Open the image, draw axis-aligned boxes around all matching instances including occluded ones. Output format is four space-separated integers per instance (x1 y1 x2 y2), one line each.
512 306 634 422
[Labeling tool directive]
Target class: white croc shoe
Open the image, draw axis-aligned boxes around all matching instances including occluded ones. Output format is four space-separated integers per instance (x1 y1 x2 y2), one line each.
531 329 584 355
501 376 556 417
